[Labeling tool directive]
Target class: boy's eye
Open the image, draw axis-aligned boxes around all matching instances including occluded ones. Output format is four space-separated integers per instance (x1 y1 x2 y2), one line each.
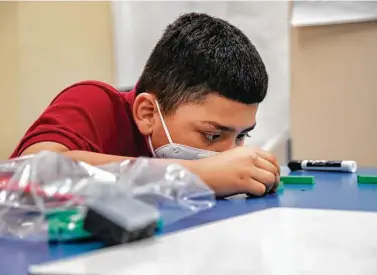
236 133 251 140
203 133 221 142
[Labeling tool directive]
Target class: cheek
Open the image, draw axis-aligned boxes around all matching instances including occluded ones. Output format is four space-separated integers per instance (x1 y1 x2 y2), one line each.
150 119 170 148
152 117 199 148
211 136 245 152
152 128 170 149
236 139 245 146
170 128 203 146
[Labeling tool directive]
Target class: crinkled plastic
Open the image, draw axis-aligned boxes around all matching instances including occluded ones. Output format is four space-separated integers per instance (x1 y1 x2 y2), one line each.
0 151 215 241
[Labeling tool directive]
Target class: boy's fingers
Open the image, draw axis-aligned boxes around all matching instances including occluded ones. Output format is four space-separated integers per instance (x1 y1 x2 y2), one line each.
250 166 276 192
255 157 278 176
241 178 267 197
270 178 280 193
254 148 280 174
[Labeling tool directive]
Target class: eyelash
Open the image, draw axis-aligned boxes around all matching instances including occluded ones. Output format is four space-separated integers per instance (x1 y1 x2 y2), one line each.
237 133 251 140
203 133 221 142
202 133 251 143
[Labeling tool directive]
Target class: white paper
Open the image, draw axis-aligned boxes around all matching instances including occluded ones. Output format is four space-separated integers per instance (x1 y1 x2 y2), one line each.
292 1 377 27
30 208 377 275
111 1 290 150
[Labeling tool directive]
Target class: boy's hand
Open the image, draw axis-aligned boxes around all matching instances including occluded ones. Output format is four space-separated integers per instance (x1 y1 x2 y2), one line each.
190 147 280 197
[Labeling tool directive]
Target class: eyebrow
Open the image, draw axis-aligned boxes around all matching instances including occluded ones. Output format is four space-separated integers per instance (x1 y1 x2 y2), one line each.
202 121 256 133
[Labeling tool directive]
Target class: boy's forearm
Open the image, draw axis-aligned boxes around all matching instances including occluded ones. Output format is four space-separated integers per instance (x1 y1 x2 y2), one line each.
63 150 198 174
19 143 201 179
21 148 201 182
62 150 134 166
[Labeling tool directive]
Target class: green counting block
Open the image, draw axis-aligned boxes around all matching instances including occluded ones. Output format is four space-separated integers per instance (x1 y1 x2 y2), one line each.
280 176 315 184
277 181 284 193
357 175 377 184
48 209 92 242
156 218 164 232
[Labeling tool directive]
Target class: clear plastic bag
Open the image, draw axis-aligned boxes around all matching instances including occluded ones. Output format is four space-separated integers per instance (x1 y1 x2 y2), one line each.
0 151 215 241
100 159 215 225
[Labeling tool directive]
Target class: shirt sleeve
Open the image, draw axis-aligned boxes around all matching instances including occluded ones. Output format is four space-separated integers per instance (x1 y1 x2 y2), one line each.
10 82 124 158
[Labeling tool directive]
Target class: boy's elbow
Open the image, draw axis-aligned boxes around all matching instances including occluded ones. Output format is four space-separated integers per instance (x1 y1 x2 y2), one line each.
20 142 70 156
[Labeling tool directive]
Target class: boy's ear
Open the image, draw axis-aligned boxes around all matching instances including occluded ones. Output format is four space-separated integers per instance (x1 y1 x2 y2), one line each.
133 93 157 136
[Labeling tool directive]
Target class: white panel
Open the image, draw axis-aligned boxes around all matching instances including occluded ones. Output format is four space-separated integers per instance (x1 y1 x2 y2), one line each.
292 1 377 27
30 208 377 275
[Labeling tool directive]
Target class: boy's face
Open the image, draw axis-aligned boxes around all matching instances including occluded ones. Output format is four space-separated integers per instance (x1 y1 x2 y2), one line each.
134 93 258 152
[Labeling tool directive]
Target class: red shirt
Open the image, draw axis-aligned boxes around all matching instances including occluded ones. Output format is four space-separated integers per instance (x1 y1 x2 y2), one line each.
10 81 151 159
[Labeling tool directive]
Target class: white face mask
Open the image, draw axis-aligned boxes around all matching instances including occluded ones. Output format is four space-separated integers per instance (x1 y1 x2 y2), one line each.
148 101 217 160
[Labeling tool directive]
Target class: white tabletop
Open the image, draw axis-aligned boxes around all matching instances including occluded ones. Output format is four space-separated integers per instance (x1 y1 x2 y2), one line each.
30 207 377 275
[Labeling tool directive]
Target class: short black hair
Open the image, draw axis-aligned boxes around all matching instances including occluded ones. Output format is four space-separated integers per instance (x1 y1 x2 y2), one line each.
136 12 268 114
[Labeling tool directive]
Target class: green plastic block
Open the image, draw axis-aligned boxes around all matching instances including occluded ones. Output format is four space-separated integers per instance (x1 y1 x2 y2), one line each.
357 175 377 184
47 209 92 242
280 176 315 185
156 218 164 232
48 208 164 241
277 181 284 193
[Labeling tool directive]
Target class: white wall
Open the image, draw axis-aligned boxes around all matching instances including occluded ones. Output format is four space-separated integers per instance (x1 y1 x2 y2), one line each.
111 1 290 152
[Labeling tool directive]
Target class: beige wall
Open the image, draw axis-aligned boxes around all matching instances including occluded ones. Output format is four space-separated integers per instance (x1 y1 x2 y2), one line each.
0 1 114 159
0 2 21 160
291 22 377 166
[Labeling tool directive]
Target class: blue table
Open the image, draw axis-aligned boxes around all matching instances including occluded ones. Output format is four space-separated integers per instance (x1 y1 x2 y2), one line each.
2 168 377 275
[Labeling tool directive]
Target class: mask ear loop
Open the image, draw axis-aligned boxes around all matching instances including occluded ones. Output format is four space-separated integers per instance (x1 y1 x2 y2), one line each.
147 136 157 158
155 101 179 154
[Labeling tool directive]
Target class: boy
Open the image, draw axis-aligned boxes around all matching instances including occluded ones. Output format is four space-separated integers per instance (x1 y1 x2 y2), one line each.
10 13 280 197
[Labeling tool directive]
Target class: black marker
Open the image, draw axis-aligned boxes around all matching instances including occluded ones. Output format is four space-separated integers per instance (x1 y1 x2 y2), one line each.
288 160 357 173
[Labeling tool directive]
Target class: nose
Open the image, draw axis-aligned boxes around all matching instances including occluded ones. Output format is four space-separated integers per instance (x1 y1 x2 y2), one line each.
217 138 238 152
